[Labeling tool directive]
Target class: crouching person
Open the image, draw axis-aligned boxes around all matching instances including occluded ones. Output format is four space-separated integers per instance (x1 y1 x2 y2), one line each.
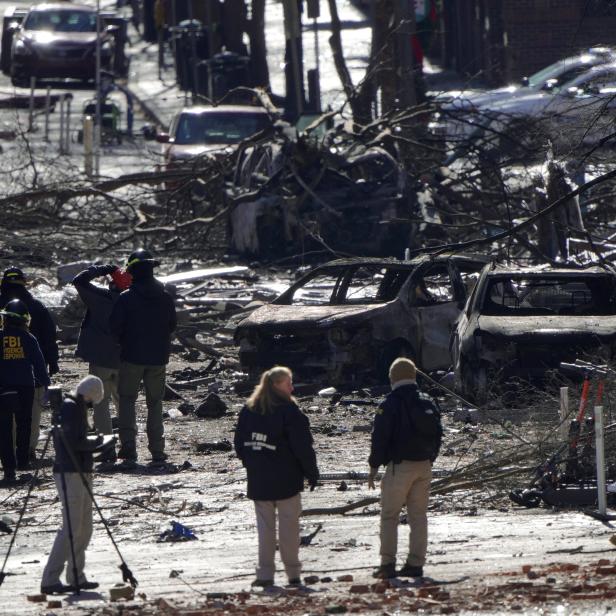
234 367 319 588
368 358 442 579
41 376 112 594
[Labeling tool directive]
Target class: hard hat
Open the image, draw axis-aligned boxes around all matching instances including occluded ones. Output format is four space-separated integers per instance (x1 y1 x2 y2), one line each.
1 299 31 325
125 249 160 272
2 266 26 286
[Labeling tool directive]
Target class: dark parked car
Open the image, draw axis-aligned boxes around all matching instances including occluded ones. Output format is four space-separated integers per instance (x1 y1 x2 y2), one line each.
235 254 489 384
6 3 115 86
451 263 616 403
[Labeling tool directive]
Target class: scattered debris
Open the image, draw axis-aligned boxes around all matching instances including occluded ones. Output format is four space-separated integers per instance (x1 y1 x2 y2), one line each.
196 439 233 454
195 392 228 418
300 524 323 546
158 521 198 543
109 583 135 601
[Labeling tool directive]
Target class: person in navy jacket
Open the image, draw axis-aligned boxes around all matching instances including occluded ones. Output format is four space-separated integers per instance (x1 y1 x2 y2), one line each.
0 299 50 483
234 366 319 587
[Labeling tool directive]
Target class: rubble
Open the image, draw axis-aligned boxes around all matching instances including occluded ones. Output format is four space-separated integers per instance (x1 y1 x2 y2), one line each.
195 392 228 418
109 583 135 601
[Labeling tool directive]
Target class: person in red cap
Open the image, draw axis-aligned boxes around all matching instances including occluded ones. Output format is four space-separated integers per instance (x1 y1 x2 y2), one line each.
72 264 131 467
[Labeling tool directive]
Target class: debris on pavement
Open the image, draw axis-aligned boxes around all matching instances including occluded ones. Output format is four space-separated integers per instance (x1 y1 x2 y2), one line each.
158 521 198 543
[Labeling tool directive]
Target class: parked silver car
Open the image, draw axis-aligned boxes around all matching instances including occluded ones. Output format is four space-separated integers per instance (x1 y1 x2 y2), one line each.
434 56 616 148
436 47 614 114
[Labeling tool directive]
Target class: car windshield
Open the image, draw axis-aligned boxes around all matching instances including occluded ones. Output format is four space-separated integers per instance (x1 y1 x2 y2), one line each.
173 112 271 145
279 265 411 305
526 59 577 88
481 275 616 316
24 9 97 32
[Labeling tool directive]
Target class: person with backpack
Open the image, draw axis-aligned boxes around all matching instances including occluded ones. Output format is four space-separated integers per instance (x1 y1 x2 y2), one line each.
109 249 176 467
234 366 319 588
368 357 442 580
0 299 50 484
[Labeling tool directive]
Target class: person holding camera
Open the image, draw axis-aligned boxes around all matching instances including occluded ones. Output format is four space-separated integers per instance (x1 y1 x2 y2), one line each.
41 375 113 595
234 366 319 588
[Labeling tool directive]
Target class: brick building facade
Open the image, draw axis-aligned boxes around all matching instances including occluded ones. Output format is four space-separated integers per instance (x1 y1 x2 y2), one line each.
441 0 616 85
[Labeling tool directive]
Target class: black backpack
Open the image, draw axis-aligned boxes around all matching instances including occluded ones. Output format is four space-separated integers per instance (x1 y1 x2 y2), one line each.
395 389 443 462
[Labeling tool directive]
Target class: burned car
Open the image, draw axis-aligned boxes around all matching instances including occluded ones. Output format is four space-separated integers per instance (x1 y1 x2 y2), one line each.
452 263 616 403
235 254 489 384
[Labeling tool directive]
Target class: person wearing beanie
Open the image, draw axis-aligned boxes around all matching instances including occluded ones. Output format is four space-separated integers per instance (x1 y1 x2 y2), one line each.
368 357 442 580
0 299 50 484
73 264 132 466
109 249 176 467
0 266 59 464
41 375 114 595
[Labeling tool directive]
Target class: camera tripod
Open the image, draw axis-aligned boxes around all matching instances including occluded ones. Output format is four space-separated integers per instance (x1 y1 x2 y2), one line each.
0 423 138 594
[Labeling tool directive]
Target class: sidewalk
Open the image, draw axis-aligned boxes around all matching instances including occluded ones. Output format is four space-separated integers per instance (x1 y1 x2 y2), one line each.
124 0 372 129
125 39 184 129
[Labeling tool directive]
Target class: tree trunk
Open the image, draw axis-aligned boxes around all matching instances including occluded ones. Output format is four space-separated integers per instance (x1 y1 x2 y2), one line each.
248 0 269 88
326 0 372 127
375 0 397 113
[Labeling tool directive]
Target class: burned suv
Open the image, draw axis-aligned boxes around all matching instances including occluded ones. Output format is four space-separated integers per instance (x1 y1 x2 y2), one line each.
235 254 489 384
452 263 616 403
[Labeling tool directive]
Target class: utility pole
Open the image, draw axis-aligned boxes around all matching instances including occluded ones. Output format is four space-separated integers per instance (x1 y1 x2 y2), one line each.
282 0 304 119
395 0 416 108
95 0 102 176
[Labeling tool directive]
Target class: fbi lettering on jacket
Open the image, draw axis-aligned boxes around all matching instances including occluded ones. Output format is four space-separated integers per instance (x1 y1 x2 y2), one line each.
3 336 25 360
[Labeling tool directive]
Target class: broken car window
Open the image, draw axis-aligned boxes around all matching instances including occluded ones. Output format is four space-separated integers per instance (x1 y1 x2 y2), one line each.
481 276 616 316
284 271 341 305
342 266 386 304
413 265 455 305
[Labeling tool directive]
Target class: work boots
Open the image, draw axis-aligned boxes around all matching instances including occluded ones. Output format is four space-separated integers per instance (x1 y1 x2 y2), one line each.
1 471 16 486
397 564 423 578
372 563 396 579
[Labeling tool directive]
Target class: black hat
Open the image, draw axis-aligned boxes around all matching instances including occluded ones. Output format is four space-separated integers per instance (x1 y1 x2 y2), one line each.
2 266 26 286
126 249 160 272
1 299 30 324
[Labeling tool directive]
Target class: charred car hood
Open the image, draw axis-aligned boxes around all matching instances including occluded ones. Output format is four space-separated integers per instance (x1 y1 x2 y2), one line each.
477 315 616 340
24 31 98 45
237 303 387 331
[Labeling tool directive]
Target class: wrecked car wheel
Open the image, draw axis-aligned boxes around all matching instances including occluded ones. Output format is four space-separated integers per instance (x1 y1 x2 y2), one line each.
461 361 488 405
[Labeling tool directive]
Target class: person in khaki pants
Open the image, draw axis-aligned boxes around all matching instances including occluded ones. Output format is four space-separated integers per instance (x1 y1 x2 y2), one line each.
368 357 442 579
110 249 176 467
73 264 132 465
41 376 113 594
234 366 319 588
